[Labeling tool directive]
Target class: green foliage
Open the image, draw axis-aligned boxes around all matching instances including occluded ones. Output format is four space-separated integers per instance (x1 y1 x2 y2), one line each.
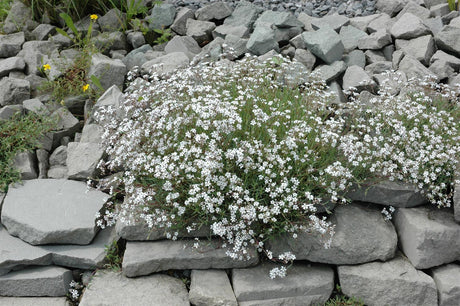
55 12 97 49
447 0 458 11
0 112 56 192
153 27 172 44
323 285 364 306
104 240 123 272
0 0 13 26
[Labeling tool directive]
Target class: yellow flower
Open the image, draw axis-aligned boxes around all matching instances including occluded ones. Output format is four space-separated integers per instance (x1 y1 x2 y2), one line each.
42 64 51 71
82 84 90 92
90 14 98 20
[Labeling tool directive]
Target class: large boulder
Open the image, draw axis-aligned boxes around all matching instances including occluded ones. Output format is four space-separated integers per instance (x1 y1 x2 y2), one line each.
164 35 201 59
0 77 30 106
0 32 25 58
141 52 190 75
0 57 25 77
223 1 264 30
246 26 278 56
376 0 405 17
397 35 436 66
146 3 176 30
431 264 460 306
435 25 460 58
66 142 105 180
339 25 367 52
342 65 376 92
88 53 127 90
302 27 344 64
390 13 431 39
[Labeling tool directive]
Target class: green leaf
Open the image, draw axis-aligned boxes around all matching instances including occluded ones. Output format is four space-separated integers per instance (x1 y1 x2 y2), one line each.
90 75 104 91
59 12 79 38
55 27 72 40
448 0 456 11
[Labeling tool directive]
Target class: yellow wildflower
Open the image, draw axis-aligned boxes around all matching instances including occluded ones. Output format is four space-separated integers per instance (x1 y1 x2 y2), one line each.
90 14 98 20
42 64 51 71
82 84 90 92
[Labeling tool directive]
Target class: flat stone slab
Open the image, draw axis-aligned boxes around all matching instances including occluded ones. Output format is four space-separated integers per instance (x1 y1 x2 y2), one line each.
79 271 189 306
232 262 334 305
189 270 237 306
432 264 460 306
338 255 437 306
268 204 397 265
0 297 69 306
1 179 108 245
122 240 259 277
0 266 73 297
394 206 460 269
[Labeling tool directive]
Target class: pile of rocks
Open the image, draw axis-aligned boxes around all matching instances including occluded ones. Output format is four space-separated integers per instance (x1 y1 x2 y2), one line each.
1 0 460 305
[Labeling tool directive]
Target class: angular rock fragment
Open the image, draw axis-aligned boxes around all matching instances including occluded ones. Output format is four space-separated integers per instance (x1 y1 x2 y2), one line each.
431 264 460 306
189 270 237 306
390 13 431 39
302 27 344 64
342 65 376 92
195 2 233 21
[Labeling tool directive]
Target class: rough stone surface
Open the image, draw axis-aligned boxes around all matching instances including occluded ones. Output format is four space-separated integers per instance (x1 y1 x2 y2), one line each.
17 41 57 75
0 77 30 106
126 32 145 49
247 26 278 56
195 2 233 21
224 1 263 29
344 50 366 68
394 206 460 269
164 35 202 59
36 149 49 179
1 179 108 245
338 255 437 306
367 13 394 33
435 25 460 58
254 10 303 29
32 24 56 41
122 240 259 277
88 53 127 90
313 61 347 83
302 27 344 64
398 55 438 81
0 266 73 297
431 264 460 306
376 0 405 17
342 65 376 92
310 14 349 32
147 3 176 30
390 13 431 39
0 105 22 121
66 142 105 180
232 262 334 305
358 29 392 50
141 52 190 75
268 204 397 265
13 151 37 180
79 271 189 306
294 48 316 71
189 270 237 306
2 0 32 34
396 2 431 20
0 57 25 78
186 19 216 46
91 32 128 53
339 25 367 52
98 8 125 32
0 32 25 58
213 24 249 39
49 146 67 167
398 35 436 66
171 7 195 36
0 297 68 306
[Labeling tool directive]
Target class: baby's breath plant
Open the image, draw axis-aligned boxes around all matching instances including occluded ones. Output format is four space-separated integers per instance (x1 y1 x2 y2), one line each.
95 55 364 262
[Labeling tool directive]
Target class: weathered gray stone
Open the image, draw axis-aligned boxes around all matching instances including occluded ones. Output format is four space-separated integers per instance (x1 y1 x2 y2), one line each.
254 10 303 29
0 105 22 121
394 206 460 269
171 7 195 36
17 41 57 75
13 152 37 180
164 35 201 59
195 2 233 21
90 85 124 124
289 34 305 49
0 77 30 106
0 32 25 58
1 179 108 245
431 50 460 69
429 60 455 80
390 13 431 39
349 14 380 32
424 0 446 9
91 32 128 53
32 24 56 41
223 34 248 59
311 14 350 32
189 270 237 306
294 48 316 72
2 1 32 34
302 27 344 64
450 15 460 28
46 166 68 179
186 19 216 46
66 142 105 180
344 50 366 68
425 16 444 35
348 180 428 207
397 35 436 66
49 146 67 167
213 24 250 39
122 240 259 277
88 53 127 90
0 266 72 297
367 13 394 33
365 61 393 75
358 30 392 50
0 57 25 77
398 55 438 81
123 48 163 71
430 3 451 17
328 81 346 104
246 26 278 56
273 26 302 45
342 65 376 92
435 25 460 58
53 107 80 135
339 25 367 52
22 98 48 115
147 3 176 30
79 271 189 306
36 149 49 179
313 61 347 83
195 37 224 61
223 1 264 30
98 8 125 32
455 177 460 223
392 49 405 69
444 11 460 25
396 1 431 20
126 32 145 49
338 255 437 306
268 204 397 265
232 262 334 305
0 297 68 306
297 12 317 31
141 52 190 75
432 264 460 306
376 0 405 17
80 123 104 144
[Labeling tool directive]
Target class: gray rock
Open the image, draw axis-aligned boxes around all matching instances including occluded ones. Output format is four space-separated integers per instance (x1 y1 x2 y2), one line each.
450 15 460 28
297 12 317 31
445 11 460 25
164 35 201 59
394 206 460 269
141 52 190 75
424 0 446 9
367 13 395 34
80 123 104 144
79 271 189 306
348 180 428 207
90 85 124 124
196 37 224 61
91 32 128 53
246 26 278 56
273 27 302 45
53 107 80 135
425 17 444 35
36 149 48 179
17 41 57 75
232 262 334 305
342 65 376 92
374 70 407 96
123 49 163 71
213 24 250 39
0 57 25 78
328 81 347 104
430 3 451 17
392 49 405 69
344 50 366 68
339 25 367 52
390 13 431 39
0 225 52 271
46 166 68 179
398 55 438 81
49 146 67 167
268 204 397 265
99 8 125 32
0 105 23 121
397 35 436 66
431 50 460 69
431 264 460 306
195 2 233 21
189 270 237 306
186 19 216 46
223 35 248 59
31 24 56 41
376 0 405 17
365 61 393 75
429 60 455 80
313 61 347 83
0 32 25 58
396 1 431 20
72 15 100 36
0 297 68 306
48 33 73 49
88 53 127 90
358 30 392 50
223 1 263 30
1 179 108 245
294 48 316 71
66 142 105 180
349 14 380 32
13 152 37 180
147 3 176 30
289 34 305 49
171 7 195 36
455 177 460 223
122 240 259 277
302 27 344 64
0 266 72 297
435 25 460 58
338 254 437 306
0 77 30 106
254 11 303 29
311 14 350 32
2 0 32 34
126 32 145 49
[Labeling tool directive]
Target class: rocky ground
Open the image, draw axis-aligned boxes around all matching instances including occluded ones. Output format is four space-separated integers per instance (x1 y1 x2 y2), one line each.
1 0 460 305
